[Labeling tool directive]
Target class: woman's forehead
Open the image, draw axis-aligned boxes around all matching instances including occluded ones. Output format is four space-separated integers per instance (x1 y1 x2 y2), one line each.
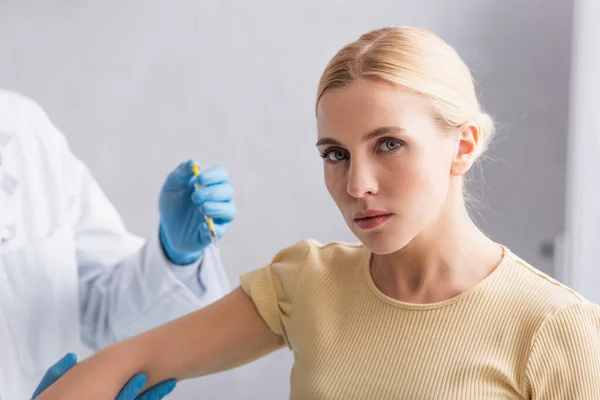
317 80 433 140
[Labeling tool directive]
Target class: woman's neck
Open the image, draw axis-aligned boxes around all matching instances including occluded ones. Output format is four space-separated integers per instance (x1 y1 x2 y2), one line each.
370 200 503 304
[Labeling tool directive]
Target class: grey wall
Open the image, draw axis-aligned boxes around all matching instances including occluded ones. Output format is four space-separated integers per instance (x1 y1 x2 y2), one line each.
564 0 600 303
0 0 573 398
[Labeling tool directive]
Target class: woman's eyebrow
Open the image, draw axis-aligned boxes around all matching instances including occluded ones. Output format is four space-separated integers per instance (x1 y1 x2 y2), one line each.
316 126 405 147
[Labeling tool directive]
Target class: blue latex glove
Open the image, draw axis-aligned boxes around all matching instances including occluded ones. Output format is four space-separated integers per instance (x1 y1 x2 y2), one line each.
159 160 236 265
32 353 176 399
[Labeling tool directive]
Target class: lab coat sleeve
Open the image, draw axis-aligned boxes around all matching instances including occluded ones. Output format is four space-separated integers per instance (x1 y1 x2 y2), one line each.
26 111 232 350
71 161 232 349
77 231 228 350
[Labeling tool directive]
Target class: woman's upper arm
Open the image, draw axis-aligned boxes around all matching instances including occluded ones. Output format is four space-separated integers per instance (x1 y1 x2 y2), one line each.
140 286 285 383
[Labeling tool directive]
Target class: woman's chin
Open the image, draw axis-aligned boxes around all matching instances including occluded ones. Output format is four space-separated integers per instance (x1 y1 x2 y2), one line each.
354 231 410 255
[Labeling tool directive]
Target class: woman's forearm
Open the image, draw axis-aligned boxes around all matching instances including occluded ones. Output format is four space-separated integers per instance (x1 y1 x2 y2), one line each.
36 288 283 399
35 336 148 399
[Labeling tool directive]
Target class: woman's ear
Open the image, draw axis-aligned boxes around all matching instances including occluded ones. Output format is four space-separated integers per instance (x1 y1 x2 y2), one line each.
450 123 480 176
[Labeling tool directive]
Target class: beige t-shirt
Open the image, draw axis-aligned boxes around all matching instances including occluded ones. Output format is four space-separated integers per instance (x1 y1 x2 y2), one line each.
241 239 600 399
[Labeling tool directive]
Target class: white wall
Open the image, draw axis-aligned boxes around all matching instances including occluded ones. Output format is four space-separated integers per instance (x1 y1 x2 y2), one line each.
0 1 574 398
564 0 600 303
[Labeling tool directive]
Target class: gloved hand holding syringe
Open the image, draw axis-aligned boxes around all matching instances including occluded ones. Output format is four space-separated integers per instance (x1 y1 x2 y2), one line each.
159 160 236 264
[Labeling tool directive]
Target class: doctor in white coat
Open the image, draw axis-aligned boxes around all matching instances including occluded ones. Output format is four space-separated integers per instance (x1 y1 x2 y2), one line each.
0 90 236 399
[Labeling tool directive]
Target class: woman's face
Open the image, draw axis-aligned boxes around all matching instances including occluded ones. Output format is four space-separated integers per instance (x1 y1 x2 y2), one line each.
316 78 461 254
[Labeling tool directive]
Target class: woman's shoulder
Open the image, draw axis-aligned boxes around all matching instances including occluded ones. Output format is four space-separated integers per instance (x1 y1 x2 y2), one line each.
271 238 368 271
239 239 368 321
499 247 596 326
249 238 368 291
504 249 585 303
243 239 367 283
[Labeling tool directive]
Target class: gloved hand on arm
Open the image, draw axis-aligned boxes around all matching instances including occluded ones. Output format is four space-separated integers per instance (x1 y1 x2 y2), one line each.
32 353 176 399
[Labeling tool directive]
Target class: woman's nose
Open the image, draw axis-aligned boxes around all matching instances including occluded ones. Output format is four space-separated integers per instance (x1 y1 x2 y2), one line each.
346 161 378 198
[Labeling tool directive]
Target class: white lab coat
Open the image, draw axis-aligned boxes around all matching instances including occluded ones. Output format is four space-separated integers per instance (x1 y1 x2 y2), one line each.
0 91 231 399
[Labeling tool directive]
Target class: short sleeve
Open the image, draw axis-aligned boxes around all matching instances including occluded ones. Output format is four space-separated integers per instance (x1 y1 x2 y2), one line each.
525 302 600 399
240 239 315 348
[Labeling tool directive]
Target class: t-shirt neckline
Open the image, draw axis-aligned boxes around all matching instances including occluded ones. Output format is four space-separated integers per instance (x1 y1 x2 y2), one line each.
362 244 510 310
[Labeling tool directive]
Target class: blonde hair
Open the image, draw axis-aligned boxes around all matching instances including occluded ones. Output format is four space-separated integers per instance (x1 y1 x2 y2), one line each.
316 26 495 159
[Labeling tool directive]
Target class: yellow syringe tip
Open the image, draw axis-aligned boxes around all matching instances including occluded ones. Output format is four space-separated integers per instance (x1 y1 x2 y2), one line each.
192 163 217 243
191 163 200 177
206 217 216 233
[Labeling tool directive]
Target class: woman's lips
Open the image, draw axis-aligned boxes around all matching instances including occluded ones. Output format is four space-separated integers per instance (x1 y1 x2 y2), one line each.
353 210 393 230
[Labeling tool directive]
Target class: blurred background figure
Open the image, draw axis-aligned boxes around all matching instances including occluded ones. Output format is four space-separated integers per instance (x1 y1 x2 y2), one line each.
0 88 236 399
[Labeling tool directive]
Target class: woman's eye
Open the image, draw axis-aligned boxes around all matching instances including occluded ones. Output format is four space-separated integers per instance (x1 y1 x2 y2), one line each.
320 148 348 162
378 139 404 152
328 150 348 161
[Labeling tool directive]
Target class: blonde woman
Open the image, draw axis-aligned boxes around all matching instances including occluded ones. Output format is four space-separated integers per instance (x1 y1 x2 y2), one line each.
36 26 600 399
